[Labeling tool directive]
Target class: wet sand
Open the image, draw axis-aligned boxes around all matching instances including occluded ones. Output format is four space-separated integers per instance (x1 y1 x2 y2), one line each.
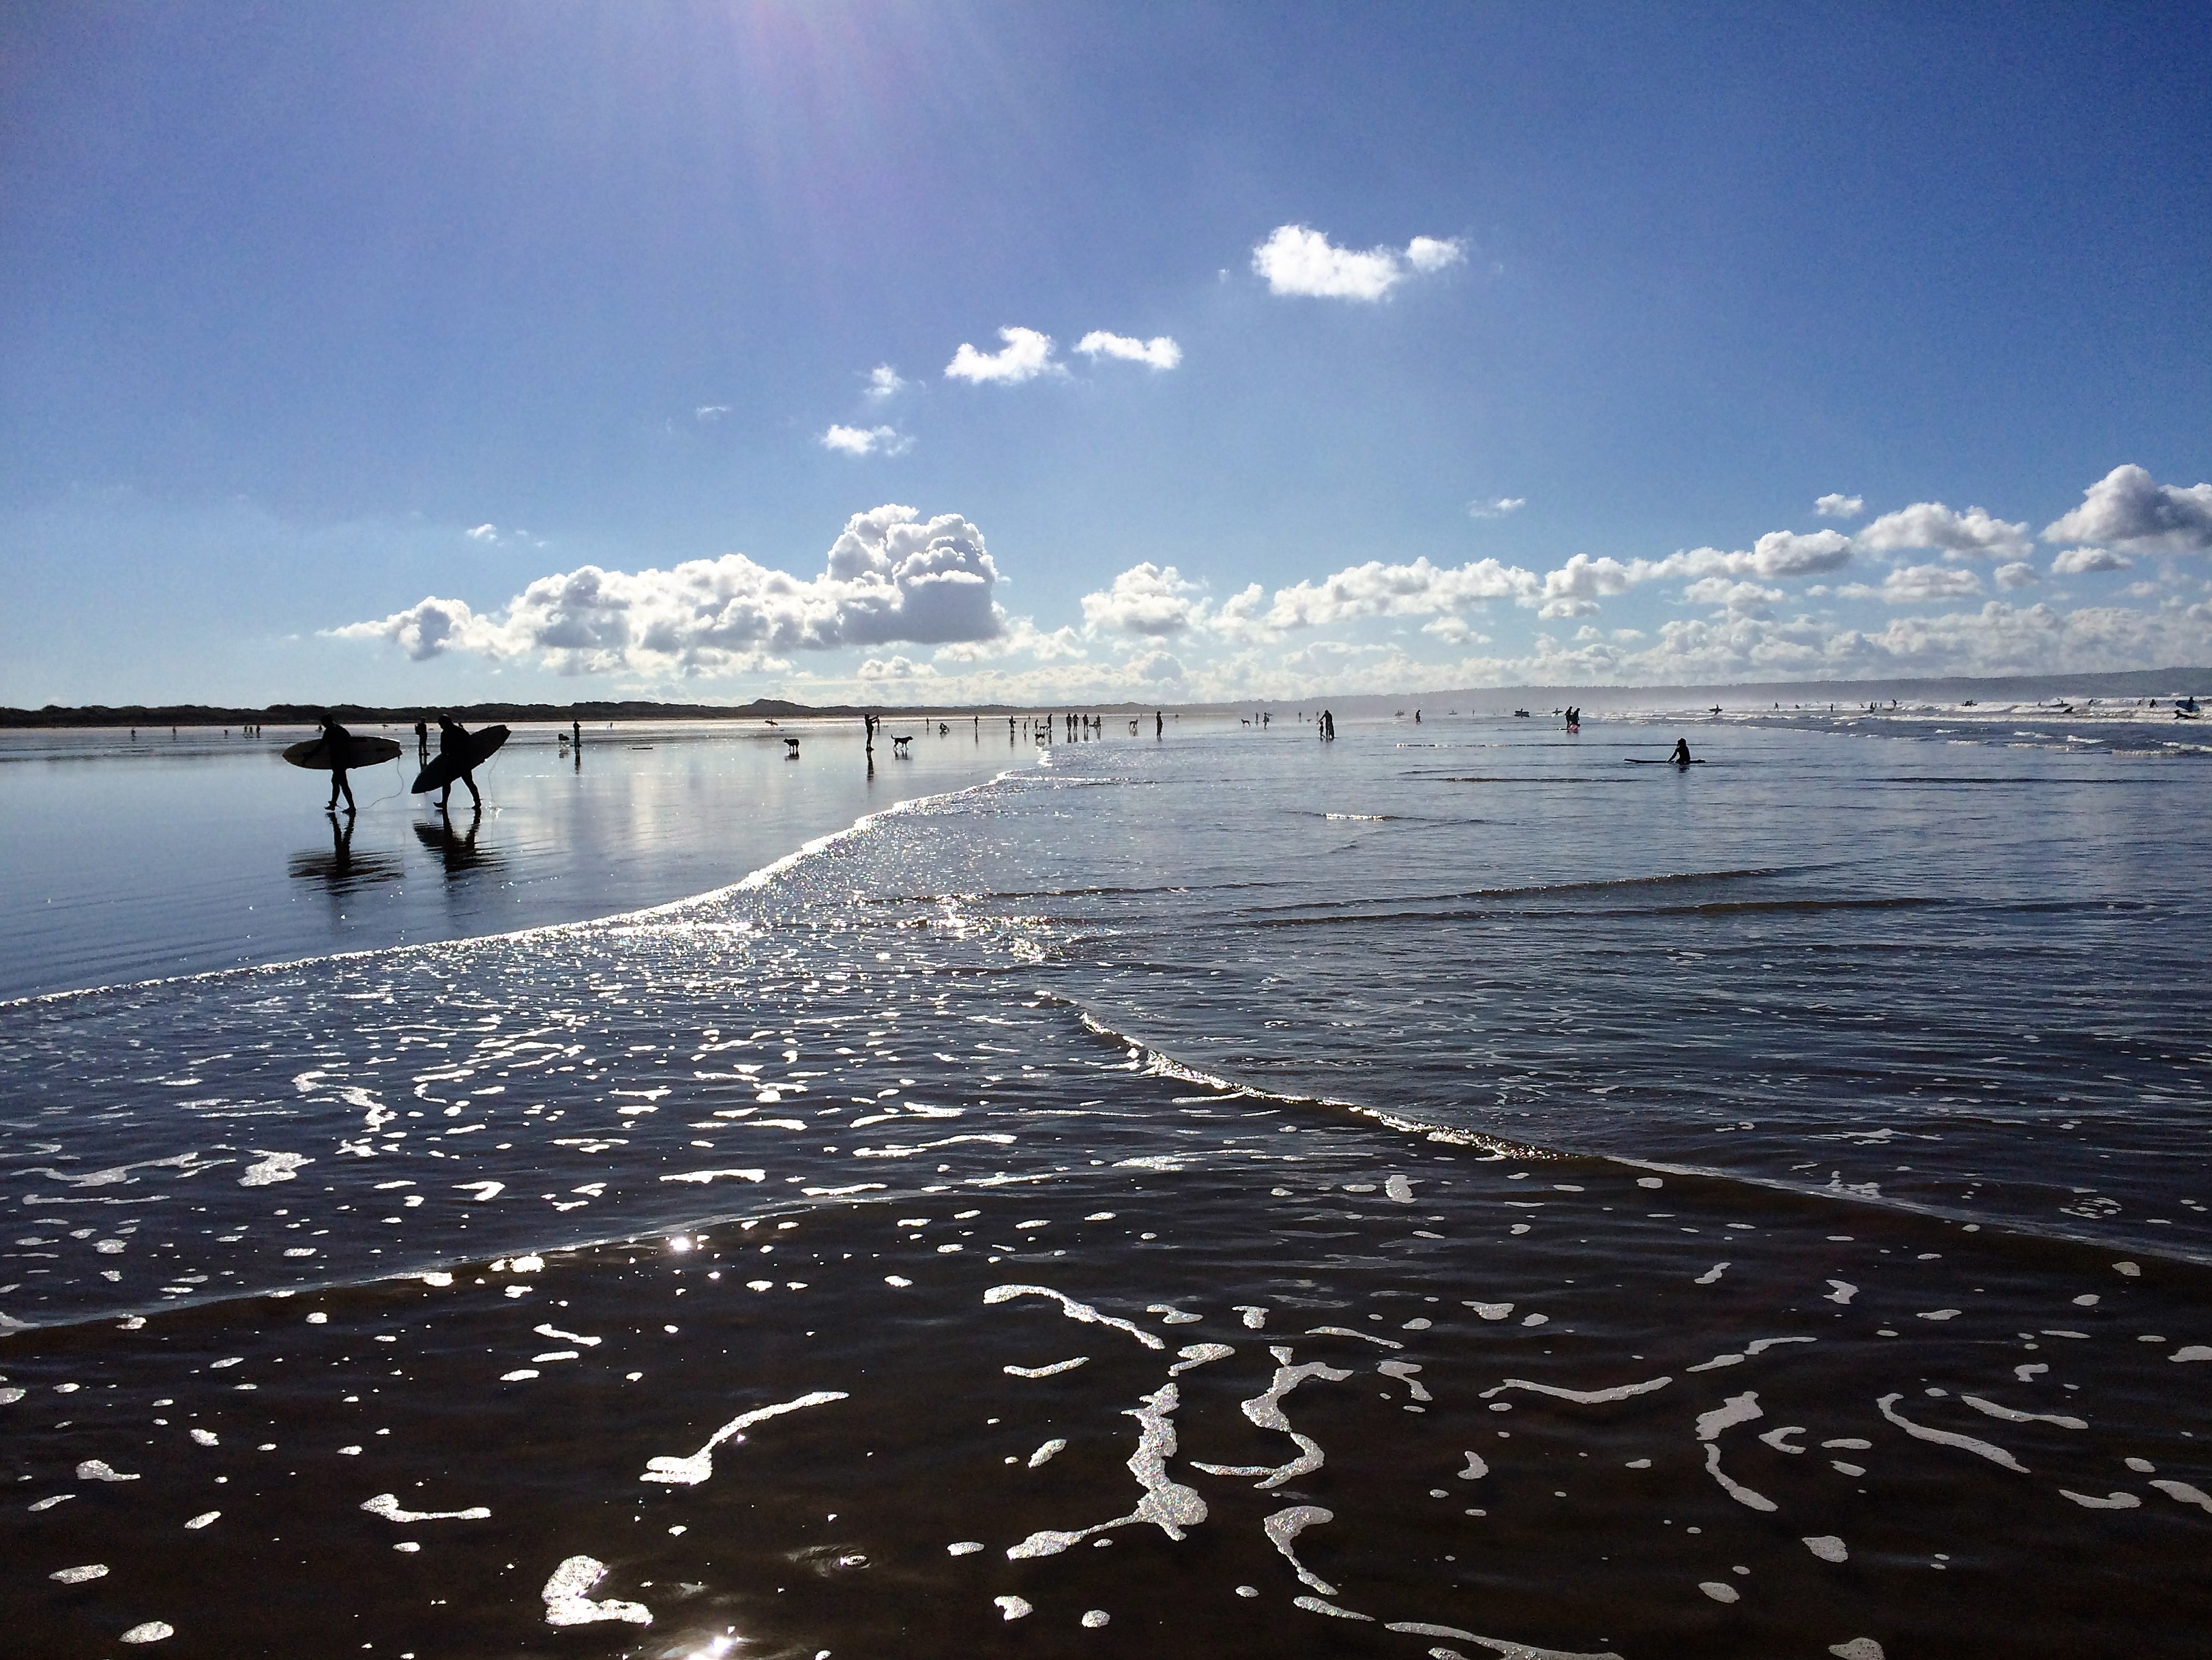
10 1090 2209 1658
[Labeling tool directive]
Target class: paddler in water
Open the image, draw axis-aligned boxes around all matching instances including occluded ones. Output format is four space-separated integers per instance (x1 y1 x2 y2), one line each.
436 713 484 814
319 712 357 814
1670 737 1693 766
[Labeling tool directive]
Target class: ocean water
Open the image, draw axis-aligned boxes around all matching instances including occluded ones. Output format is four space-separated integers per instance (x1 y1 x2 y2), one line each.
0 718 1022 1000
3 708 2209 1659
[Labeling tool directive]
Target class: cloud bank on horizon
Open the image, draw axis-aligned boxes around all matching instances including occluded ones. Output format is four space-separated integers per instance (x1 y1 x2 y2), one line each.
331 463 2212 697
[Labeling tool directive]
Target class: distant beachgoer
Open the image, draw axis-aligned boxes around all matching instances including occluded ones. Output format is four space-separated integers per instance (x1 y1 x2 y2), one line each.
437 714 484 812
413 718 428 761
1155 710 1163 738
1670 738 1692 766
571 718 581 748
320 713 357 813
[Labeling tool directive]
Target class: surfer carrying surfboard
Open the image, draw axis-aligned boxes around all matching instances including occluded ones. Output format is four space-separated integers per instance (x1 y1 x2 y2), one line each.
319 714 358 813
434 714 484 813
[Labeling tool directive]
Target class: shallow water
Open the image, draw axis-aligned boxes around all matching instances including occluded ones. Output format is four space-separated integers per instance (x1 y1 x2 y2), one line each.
0 717 1025 1000
3 710 2209 1657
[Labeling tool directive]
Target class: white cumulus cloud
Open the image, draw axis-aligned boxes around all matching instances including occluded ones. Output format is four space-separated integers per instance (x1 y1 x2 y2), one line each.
1994 561 2039 589
945 327 1061 384
820 424 912 458
2043 463 2212 554
1815 493 1865 519
467 524 499 542
1537 554 1637 618
1080 563 1206 637
1857 501 2031 562
1251 223 1465 302
1682 577 1785 616
864 365 906 401
858 654 934 680
1074 332 1182 370
1264 556 1540 628
1842 564 1986 605
2050 545 2132 575
1467 497 1526 518
331 505 1002 675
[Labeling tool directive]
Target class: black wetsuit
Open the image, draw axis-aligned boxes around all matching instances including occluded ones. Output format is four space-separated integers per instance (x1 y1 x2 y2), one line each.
437 717 483 811
321 719 356 812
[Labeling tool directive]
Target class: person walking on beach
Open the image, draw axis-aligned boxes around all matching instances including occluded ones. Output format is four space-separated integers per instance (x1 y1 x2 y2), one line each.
319 712 357 813
413 718 428 763
436 714 484 813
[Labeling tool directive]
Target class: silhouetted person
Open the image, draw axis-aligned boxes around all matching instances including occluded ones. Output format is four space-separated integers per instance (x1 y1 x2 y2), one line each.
436 714 483 813
571 718 581 747
413 718 428 762
320 713 357 813
1670 738 1693 766
1155 710 1163 739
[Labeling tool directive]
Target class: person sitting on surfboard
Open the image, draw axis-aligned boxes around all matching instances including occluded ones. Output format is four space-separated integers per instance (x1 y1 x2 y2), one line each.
1670 738 1693 766
319 713 357 814
436 714 484 813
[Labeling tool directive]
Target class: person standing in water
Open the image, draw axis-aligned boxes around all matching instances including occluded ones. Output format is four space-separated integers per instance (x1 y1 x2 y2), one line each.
413 718 429 763
436 714 484 813
319 712 357 813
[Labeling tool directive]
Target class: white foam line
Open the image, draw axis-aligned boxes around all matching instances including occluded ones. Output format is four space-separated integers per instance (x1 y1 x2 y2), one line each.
1306 1326 1404 1349
1696 1392 1763 1441
1263 1505 1338 1595
1007 1382 1207 1558
1688 1335 1815 1373
1005 1358 1089 1378
1192 1356 1353 1489
533 1324 602 1348
1386 1620 1625 1659
1480 1375 1672 1406
542 1555 651 1627
1876 1393 2029 1472
855 1133 1017 1159
2151 1479 2212 1513
1294 1596 1374 1622
1377 1360 1432 1401
660 1169 766 1185
1960 1395 2086 1429
1168 1343 1235 1376
640 1390 849 1485
984 1285 1165 1350
362 1493 490 1522
1703 1442 1778 1512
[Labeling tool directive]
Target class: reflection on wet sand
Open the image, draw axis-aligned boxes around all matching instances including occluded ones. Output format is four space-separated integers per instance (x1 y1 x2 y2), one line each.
286 810 400 890
413 805 503 877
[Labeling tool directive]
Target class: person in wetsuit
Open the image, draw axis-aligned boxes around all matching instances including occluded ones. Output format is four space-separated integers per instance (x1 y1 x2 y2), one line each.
436 714 484 813
1670 738 1693 766
319 712 357 813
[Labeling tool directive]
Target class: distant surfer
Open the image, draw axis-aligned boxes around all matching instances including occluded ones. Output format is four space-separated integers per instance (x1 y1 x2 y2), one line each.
413 718 428 763
435 714 484 813
1670 738 1693 766
320 713 358 813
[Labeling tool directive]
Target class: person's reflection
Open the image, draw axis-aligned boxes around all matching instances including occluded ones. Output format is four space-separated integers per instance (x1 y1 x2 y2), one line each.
412 802 504 877
289 810 401 891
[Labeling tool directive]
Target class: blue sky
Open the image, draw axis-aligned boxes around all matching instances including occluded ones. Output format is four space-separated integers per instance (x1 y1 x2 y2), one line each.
5 2 2210 706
